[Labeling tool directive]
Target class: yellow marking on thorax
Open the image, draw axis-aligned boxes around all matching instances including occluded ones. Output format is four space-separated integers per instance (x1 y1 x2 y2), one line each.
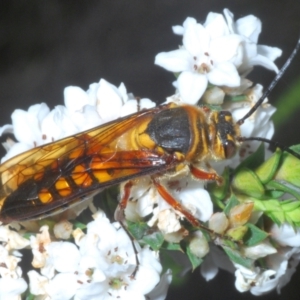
184 106 209 162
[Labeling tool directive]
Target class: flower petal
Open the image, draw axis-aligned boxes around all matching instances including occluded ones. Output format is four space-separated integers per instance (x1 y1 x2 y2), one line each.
183 22 210 56
204 12 229 39
175 179 213 222
207 62 240 87
177 71 208 104
96 79 123 122
257 45 282 63
235 15 261 42
64 86 89 112
155 49 192 72
210 35 243 66
270 223 300 247
11 103 50 146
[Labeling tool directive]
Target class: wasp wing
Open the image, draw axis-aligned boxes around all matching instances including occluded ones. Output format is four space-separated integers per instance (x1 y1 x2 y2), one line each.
0 105 175 222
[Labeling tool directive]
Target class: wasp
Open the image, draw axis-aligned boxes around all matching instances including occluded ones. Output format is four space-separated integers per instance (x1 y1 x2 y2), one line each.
0 38 299 229
0 102 237 224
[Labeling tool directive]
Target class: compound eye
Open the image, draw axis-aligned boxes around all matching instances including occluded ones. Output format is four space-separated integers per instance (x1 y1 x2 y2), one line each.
224 140 236 159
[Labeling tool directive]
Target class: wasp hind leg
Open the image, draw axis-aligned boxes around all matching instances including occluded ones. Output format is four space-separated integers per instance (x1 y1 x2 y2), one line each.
151 176 217 235
152 171 241 244
114 180 140 279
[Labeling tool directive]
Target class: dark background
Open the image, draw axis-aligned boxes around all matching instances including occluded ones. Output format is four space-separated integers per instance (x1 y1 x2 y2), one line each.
1 1 300 299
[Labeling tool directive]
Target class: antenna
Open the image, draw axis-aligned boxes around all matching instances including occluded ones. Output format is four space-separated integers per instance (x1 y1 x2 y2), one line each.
237 136 300 159
237 37 300 126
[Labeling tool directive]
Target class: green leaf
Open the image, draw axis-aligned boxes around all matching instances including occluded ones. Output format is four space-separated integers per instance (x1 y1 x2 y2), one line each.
208 167 230 202
127 221 148 240
159 249 188 287
281 200 300 225
243 223 269 247
227 226 248 241
275 153 300 188
143 231 164 250
252 198 286 226
266 180 300 200
232 168 265 198
38 219 56 230
73 221 87 230
222 246 254 269
174 72 180 78
224 193 240 216
273 76 300 128
162 241 183 251
224 94 248 102
205 104 222 111
265 189 284 199
25 294 35 300
290 144 300 155
23 233 33 240
186 244 203 271
254 148 282 184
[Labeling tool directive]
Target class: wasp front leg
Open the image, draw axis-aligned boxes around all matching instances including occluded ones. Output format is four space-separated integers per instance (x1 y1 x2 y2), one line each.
189 164 223 185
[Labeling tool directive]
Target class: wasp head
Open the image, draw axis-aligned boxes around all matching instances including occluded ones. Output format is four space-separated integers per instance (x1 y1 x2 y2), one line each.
210 110 241 160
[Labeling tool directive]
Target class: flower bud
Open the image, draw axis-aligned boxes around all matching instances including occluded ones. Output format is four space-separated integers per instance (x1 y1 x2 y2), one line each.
189 231 209 259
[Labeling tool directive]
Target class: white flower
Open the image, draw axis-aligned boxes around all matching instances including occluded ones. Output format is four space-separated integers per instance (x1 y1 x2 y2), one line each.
28 270 79 300
243 242 277 260
74 211 162 299
30 225 52 269
222 9 282 74
200 243 235 281
234 264 276 294
232 85 275 140
155 16 241 104
189 231 209 259
0 246 22 279
232 244 300 295
265 247 300 294
41 242 80 279
0 103 50 162
53 220 73 240
208 212 229 234
27 212 163 299
0 225 30 251
0 277 27 300
155 9 281 104
0 244 27 299
270 223 300 247
146 269 172 300
0 79 155 162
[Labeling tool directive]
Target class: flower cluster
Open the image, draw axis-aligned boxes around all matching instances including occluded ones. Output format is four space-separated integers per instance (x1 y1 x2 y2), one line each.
1 212 168 300
0 7 300 300
0 79 155 163
155 8 281 105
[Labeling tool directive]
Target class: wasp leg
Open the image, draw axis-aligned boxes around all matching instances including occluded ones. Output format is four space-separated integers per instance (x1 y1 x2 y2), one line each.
152 177 241 245
115 181 134 220
189 164 223 185
114 180 140 279
152 177 216 233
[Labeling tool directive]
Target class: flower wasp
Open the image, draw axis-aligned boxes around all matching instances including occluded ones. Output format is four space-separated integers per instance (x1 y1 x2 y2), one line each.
0 38 299 233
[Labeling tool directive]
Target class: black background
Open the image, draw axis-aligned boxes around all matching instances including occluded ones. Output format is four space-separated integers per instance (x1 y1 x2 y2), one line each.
1 1 300 299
